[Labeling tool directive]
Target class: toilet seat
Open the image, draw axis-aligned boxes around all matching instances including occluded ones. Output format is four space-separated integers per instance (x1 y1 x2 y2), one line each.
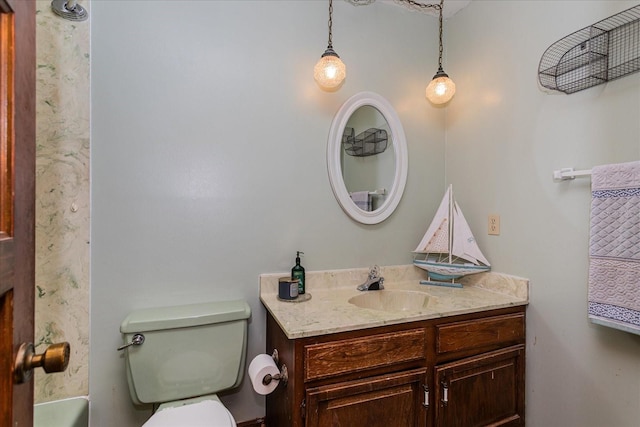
142 398 236 427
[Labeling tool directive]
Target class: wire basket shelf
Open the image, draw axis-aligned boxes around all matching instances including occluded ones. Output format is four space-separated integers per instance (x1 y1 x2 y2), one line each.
538 5 640 94
342 127 388 157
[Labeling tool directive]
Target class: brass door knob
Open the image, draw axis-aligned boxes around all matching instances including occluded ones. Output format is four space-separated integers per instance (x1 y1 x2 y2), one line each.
14 342 70 384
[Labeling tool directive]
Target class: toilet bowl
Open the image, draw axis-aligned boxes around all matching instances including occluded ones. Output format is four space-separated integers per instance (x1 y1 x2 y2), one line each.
119 300 251 426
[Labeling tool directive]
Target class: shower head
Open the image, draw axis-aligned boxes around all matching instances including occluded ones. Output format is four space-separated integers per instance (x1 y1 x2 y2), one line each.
51 0 88 22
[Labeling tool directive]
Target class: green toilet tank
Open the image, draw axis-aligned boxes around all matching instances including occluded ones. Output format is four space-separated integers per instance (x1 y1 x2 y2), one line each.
120 299 251 405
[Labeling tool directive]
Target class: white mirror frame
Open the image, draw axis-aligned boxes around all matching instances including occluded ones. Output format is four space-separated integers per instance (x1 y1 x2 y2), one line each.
327 91 408 225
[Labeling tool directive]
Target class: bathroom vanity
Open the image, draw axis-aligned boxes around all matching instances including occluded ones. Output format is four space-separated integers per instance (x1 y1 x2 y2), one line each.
259 266 528 427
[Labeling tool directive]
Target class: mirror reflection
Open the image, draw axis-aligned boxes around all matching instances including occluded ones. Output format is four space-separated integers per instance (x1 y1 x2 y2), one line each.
341 106 395 212
327 91 408 225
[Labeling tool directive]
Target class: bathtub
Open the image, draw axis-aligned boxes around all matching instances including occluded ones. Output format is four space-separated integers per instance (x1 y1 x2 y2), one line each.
34 397 89 427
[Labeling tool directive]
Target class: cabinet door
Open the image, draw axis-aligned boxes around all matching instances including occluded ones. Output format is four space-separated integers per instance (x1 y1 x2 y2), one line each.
434 345 525 427
306 368 428 427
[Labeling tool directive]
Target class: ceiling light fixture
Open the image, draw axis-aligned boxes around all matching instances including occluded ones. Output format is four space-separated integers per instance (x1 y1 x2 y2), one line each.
425 0 455 105
393 0 456 104
314 0 346 90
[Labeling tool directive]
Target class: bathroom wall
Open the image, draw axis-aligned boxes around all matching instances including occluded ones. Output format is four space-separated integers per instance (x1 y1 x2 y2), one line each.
447 2 640 426
90 1 444 425
89 1 640 426
34 0 90 402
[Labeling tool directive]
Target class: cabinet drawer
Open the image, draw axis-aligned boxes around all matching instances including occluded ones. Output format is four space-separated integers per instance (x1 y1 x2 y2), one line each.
436 313 525 354
304 329 426 382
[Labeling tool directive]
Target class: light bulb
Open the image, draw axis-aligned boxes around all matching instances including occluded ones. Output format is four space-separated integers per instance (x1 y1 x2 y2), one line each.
314 49 346 90
426 75 456 105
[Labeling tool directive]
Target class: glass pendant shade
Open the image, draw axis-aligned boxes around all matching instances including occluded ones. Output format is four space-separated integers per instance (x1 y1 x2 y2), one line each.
314 48 346 90
426 67 456 105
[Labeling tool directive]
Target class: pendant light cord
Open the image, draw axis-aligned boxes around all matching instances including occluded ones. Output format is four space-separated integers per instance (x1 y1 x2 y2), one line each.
328 0 334 49
437 0 444 69
395 0 444 68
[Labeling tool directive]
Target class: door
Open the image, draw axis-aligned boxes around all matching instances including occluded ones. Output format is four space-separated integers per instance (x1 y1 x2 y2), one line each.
0 0 36 425
305 368 429 427
434 345 525 427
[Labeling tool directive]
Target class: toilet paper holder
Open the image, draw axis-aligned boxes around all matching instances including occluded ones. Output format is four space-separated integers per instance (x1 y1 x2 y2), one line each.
263 349 288 386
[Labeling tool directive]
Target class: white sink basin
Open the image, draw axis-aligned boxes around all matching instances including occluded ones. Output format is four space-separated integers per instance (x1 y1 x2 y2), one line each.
348 290 431 312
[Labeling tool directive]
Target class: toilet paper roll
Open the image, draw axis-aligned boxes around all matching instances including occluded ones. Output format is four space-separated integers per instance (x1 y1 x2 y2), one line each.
248 354 280 395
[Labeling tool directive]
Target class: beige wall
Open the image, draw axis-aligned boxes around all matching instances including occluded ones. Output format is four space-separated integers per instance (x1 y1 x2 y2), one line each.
34 0 90 403
90 1 444 425
447 2 640 426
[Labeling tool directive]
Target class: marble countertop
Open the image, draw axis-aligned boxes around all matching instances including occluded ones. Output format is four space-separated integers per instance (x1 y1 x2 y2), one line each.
259 265 529 339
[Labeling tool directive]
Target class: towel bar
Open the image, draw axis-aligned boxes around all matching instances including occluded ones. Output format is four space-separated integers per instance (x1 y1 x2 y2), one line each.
553 167 592 181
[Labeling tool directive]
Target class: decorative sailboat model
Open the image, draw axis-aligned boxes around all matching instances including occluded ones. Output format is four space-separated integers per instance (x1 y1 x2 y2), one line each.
413 185 490 288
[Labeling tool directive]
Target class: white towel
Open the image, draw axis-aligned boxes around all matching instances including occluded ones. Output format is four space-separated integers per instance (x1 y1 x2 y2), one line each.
350 191 372 211
587 160 640 335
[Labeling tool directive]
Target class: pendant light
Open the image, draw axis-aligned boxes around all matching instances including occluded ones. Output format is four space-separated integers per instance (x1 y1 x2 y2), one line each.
425 0 455 105
314 0 346 90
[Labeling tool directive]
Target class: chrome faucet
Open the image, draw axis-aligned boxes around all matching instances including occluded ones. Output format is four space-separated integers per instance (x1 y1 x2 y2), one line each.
357 265 384 291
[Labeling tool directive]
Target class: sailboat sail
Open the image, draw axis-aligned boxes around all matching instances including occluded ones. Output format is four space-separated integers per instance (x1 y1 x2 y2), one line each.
413 185 490 285
414 187 451 254
451 202 490 266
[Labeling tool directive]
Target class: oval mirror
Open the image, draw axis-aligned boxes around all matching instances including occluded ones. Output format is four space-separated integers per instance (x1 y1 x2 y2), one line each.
327 92 408 224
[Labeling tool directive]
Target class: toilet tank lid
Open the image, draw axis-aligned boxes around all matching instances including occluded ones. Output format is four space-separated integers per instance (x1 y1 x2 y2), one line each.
120 299 250 333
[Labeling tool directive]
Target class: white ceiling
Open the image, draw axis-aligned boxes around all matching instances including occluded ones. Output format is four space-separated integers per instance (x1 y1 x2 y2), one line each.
440 0 472 18
374 0 472 18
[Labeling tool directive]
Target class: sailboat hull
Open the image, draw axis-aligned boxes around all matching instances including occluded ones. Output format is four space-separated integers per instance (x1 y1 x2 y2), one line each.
413 259 490 280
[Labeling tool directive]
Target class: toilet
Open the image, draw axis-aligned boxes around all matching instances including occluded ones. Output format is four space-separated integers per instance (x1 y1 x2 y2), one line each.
119 299 251 426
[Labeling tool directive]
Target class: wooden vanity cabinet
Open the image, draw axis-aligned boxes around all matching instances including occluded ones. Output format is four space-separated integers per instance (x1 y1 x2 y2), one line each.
433 313 526 427
265 306 525 427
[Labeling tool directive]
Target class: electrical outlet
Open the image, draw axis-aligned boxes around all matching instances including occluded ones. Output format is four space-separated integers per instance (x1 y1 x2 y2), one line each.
488 214 500 235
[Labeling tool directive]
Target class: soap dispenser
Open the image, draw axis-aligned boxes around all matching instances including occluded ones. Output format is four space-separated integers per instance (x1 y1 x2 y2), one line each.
291 251 305 295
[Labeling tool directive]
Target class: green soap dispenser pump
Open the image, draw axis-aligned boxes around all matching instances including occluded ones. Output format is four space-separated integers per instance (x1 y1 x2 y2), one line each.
292 251 305 295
